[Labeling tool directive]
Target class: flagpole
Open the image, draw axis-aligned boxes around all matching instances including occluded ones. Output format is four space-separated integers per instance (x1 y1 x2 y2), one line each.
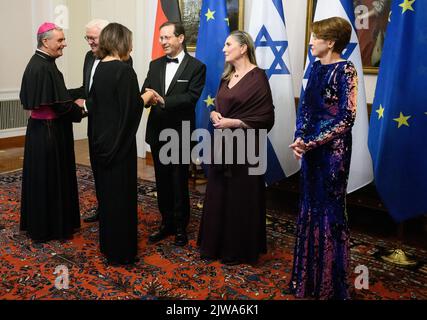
381 222 417 267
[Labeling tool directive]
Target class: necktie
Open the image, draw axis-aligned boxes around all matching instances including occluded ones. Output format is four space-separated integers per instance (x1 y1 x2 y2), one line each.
166 57 179 64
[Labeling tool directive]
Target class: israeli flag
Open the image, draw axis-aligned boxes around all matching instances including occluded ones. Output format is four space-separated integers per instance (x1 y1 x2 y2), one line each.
301 0 373 193
248 0 300 185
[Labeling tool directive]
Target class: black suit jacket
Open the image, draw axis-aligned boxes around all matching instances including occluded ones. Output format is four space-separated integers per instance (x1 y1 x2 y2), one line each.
69 51 95 100
142 53 206 146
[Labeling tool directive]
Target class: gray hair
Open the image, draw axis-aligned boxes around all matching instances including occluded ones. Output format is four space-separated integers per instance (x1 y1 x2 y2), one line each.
37 27 63 48
222 30 258 81
85 19 109 32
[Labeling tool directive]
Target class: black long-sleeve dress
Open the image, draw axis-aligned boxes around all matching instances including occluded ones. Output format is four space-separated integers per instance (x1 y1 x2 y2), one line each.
89 60 143 264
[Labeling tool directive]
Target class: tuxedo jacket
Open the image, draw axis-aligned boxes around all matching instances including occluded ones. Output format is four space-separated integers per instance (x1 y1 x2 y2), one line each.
141 53 206 147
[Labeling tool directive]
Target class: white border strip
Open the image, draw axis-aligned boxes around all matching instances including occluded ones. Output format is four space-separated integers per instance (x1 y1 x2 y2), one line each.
0 89 20 102
0 127 26 139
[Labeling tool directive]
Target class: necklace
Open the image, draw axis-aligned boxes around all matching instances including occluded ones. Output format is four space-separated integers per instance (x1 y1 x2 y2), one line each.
234 74 239 78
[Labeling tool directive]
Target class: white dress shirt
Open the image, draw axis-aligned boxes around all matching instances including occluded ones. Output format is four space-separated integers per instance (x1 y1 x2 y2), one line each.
165 50 185 94
82 58 100 112
89 59 101 91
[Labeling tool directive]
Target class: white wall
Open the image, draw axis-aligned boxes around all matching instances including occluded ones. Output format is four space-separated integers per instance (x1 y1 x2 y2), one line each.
0 0 46 100
0 0 378 147
66 0 155 154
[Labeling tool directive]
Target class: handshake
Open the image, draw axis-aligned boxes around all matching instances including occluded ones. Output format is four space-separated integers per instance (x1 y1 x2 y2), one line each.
74 99 88 118
73 88 164 113
141 88 164 107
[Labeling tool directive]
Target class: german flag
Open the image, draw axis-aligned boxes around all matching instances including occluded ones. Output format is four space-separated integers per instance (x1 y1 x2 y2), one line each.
152 0 182 59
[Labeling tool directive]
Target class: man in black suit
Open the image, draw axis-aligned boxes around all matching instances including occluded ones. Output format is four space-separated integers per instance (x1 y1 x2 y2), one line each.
142 21 206 246
69 19 110 223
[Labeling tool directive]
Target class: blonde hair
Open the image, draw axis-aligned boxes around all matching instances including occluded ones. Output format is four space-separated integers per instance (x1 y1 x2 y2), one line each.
222 30 258 81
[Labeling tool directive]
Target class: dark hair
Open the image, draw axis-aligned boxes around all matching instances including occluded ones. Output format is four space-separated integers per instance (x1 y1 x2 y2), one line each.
96 23 132 60
159 21 186 38
311 17 352 54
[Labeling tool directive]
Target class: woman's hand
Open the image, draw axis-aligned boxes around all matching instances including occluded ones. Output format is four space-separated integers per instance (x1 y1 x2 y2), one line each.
145 88 165 105
289 137 307 160
141 91 156 106
212 117 242 129
210 111 223 124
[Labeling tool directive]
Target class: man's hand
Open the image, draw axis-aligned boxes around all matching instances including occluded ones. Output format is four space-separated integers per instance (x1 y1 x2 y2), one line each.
75 98 85 108
74 99 88 118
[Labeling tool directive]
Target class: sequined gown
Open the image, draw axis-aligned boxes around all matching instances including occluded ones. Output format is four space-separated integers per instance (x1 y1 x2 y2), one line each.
290 60 358 299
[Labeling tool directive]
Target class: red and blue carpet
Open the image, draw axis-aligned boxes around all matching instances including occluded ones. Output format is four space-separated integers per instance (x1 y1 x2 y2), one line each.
0 166 426 300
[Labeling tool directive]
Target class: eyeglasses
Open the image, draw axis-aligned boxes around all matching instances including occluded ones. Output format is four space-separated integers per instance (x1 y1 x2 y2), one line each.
84 36 97 42
159 35 176 42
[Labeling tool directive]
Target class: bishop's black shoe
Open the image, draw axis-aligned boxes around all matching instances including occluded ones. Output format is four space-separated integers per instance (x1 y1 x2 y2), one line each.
221 258 241 266
148 225 175 243
174 228 188 246
0 224 5 231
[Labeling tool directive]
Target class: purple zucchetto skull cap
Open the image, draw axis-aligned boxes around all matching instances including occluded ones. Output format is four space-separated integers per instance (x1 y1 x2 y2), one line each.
37 22 57 35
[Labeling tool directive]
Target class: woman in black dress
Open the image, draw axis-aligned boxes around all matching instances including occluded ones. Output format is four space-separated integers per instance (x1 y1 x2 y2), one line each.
197 31 275 265
90 23 155 264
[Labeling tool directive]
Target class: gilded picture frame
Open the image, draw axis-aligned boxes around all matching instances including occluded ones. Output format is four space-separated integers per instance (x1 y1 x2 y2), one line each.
305 0 391 74
179 0 245 52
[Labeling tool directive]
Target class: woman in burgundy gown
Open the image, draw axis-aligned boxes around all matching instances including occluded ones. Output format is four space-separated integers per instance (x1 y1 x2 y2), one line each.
198 31 275 265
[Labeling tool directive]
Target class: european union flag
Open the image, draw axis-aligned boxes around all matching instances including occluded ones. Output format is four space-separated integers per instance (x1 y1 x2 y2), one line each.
195 0 229 136
368 0 427 222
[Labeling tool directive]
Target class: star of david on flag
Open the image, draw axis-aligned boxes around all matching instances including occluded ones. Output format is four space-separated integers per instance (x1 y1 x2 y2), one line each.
248 0 300 185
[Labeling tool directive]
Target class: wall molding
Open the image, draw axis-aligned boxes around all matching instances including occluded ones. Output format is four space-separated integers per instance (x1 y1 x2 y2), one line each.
0 89 20 102
0 127 26 139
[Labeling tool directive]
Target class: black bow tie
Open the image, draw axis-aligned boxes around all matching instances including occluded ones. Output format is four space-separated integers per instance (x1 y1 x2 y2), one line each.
166 57 179 64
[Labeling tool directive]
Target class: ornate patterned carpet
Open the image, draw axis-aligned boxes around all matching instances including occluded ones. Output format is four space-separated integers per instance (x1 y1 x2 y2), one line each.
0 166 426 300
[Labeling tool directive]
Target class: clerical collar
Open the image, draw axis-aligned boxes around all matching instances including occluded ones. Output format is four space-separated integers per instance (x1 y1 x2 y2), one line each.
166 50 185 64
36 49 55 61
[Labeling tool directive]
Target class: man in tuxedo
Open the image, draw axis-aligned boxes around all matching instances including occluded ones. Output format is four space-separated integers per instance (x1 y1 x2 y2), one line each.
142 21 206 246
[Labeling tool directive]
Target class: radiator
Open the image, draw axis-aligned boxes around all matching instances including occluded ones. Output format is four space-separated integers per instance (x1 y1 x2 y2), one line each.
0 100 28 130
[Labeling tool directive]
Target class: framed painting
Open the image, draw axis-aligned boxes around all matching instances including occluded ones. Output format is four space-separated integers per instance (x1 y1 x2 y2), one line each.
179 0 244 51
305 0 391 74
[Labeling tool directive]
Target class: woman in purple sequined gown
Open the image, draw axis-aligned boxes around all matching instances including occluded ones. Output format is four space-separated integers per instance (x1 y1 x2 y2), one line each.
289 17 358 299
